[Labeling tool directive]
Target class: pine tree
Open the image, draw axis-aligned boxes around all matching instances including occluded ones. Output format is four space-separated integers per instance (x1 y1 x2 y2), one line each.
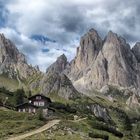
13 88 25 106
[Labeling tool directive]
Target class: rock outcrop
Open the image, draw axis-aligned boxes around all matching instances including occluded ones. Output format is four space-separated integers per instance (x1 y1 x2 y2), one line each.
40 73 80 100
126 94 140 108
90 104 111 123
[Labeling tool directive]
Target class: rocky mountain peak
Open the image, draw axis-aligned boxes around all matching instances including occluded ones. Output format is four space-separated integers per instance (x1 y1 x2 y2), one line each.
0 33 38 79
0 33 28 64
105 31 120 45
57 54 67 63
105 31 130 50
46 54 68 75
0 33 19 63
80 28 102 48
100 30 137 88
71 28 102 73
88 28 100 38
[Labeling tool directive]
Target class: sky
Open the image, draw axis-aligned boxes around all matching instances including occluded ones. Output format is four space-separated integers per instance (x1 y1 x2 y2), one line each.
0 0 140 71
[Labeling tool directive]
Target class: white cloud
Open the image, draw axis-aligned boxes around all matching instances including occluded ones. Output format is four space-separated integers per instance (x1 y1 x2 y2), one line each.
3 0 140 43
0 0 140 71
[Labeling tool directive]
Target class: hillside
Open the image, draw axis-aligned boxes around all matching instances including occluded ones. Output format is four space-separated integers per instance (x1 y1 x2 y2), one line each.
0 108 44 139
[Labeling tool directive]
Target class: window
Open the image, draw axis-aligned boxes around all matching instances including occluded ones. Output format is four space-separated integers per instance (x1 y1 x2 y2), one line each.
39 101 45 106
34 101 39 106
34 101 44 106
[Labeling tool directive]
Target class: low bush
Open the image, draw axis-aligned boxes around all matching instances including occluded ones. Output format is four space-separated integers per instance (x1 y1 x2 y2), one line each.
89 120 123 138
50 102 76 113
89 132 109 140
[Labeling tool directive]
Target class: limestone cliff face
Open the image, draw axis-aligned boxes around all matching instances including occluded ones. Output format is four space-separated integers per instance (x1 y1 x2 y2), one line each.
64 29 140 95
75 28 102 70
65 29 102 82
101 31 137 88
0 34 39 79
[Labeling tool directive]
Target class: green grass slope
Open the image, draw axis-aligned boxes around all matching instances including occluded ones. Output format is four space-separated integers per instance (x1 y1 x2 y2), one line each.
0 108 44 140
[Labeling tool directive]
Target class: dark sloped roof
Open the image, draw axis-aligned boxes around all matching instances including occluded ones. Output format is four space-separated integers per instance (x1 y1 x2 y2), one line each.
28 94 52 102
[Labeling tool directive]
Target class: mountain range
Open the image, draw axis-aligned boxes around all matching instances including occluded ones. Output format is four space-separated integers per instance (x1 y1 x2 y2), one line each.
45 28 140 97
0 28 140 101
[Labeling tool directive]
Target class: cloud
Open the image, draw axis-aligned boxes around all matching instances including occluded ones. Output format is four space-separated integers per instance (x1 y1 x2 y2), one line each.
0 0 140 71
5 0 140 43
0 27 77 71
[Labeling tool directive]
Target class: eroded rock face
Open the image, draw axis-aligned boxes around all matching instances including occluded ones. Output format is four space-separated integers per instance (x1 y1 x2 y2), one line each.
101 31 137 88
0 34 39 79
132 42 140 62
76 28 102 69
65 29 102 82
0 34 19 63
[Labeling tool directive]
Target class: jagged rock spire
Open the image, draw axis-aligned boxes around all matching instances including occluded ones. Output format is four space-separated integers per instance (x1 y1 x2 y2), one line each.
46 54 68 74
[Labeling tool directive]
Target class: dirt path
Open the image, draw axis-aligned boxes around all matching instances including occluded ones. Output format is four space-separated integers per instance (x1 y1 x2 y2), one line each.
7 119 60 140
72 117 87 122
74 117 87 122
